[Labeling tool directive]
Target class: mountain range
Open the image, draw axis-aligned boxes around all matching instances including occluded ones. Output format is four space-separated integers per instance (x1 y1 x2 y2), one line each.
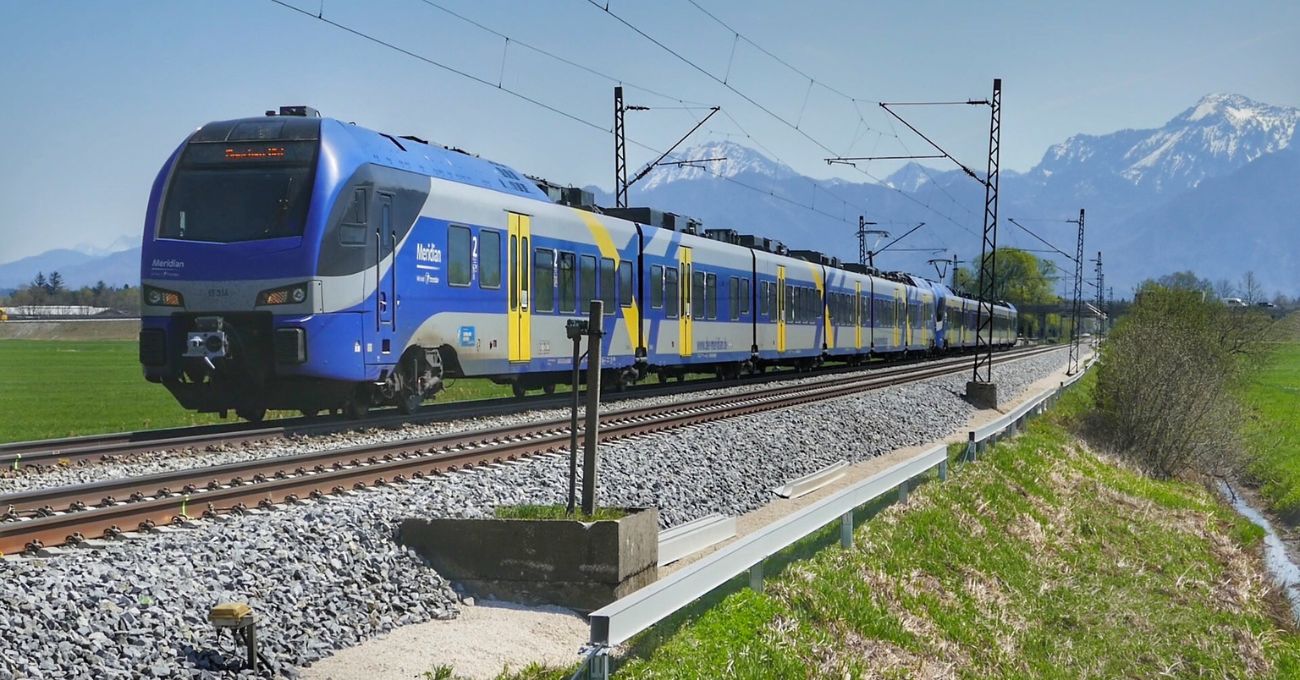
4 93 1295 297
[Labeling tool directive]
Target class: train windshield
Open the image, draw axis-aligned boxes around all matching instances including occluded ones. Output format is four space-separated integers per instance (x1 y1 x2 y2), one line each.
158 140 317 243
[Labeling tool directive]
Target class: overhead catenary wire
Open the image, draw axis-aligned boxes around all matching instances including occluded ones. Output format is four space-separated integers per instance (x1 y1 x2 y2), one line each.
585 0 982 239
268 0 861 227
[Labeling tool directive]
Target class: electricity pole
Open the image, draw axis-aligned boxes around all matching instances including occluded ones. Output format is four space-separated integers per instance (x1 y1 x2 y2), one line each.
1066 209 1085 375
1093 251 1104 338
856 216 882 268
614 87 628 209
968 78 1002 406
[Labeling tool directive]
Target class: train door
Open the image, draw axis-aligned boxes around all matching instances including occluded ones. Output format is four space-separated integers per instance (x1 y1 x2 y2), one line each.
678 246 692 357
776 266 787 352
375 193 396 353
507 213 532 363
854 282 863 350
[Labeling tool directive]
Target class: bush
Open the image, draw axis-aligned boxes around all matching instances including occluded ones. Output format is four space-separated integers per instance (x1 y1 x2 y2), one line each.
1094 286 1272 478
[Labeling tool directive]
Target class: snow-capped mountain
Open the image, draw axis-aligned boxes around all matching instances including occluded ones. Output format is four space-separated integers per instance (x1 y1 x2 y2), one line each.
883 162 933 193
637 140 798 191
1033 93 1298 194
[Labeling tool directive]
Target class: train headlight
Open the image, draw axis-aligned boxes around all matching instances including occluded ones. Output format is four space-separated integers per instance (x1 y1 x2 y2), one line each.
143 285 184 307
256 283 310 306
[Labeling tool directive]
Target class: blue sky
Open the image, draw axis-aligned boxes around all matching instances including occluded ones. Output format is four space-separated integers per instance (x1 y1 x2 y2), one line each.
1 0 1297 263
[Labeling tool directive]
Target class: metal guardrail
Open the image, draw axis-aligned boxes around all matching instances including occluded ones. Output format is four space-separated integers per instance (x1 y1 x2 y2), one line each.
571 362 1093 679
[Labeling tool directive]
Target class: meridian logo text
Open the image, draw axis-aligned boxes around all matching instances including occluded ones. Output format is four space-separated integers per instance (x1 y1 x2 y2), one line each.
152 258 184 269
416 243 442 263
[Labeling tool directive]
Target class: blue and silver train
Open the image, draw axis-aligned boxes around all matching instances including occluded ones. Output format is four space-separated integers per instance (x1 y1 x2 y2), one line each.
138 107 1017 420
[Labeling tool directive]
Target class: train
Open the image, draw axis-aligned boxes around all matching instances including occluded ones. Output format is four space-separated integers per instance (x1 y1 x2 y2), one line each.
138 106 1017 421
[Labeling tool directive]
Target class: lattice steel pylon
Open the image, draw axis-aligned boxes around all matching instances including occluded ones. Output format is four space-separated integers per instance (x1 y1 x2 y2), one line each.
1094 251 1104 338
1066 209 1085 375
971 78 1002 384
614 86 628 209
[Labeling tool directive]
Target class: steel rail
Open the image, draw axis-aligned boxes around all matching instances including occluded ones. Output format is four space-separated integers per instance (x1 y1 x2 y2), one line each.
1 347 1054 517
0 346 1043 467
0 346 1060 555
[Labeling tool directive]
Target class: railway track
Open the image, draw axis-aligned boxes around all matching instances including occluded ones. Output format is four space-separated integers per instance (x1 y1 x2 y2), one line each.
0 345 1046 469
0 345 1061 555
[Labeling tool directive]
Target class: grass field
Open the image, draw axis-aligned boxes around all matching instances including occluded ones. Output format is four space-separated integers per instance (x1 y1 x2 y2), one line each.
494 376 1300 679
1246 339 1300 516
0 339 516 443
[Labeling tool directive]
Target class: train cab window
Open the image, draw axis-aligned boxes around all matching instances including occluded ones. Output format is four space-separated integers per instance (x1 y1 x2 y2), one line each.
558 252 576 313
600 257 616 314
480 229 502 289
619 260 633 307
741 278 750 316
340 188 368 244
651 265 664 309
665 267 679 318
533 248 554 312
448 225 472 286
579 255 597 311
728 277 740 321
692 271 706 320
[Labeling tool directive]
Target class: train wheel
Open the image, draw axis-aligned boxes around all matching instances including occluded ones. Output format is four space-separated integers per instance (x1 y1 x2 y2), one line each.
512 383 527 398
343 391 369 420
300 409 320 419
236 407 266 423
543 383 556 395
397 388 422 415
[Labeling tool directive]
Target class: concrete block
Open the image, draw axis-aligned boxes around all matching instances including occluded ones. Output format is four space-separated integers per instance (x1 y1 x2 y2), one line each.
396 507 660 613
965 380 999 409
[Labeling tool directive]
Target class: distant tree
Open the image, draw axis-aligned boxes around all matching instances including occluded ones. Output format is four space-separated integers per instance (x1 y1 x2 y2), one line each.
1241 271 1264 304
1152 271 1213 297
1272 293 1291 309
952 247 1059 308
32 272 47 291
47 271 64 295
1214 278 1237 300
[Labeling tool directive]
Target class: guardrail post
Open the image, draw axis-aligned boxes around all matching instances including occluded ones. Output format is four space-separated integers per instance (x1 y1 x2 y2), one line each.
591 651 609 680
898 479 909 504
840 511 853 548
938 459 949 481
749 561 764 593
966 431 977 462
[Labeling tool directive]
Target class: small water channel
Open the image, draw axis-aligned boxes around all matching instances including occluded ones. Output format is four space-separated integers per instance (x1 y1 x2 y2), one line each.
1219 480 1300 624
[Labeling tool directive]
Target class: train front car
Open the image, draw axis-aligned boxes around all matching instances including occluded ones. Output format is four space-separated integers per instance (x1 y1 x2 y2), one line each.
138 108 440 420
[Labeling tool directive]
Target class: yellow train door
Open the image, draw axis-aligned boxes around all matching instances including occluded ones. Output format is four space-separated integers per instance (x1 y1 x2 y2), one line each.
854 281 863 350
776 266 787 352
507 213 531 363
678 246 692 357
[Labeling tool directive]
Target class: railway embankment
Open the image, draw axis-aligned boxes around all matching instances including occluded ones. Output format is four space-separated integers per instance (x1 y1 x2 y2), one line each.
607 374 1300 678
0 318 139 341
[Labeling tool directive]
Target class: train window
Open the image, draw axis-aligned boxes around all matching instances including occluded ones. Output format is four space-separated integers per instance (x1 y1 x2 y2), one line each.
480 230 502 289
785 285 795 323
706 273 718 319
692 271 706 320
619 260 633 307
579 255 597 312
768 282 777 318
509 235 518 310
520 237 529 306
558 252 576 313
758 282 767 317
533 248 554 312
651 265 664 309
339 188 368 245
600 257 616 314
728 277 740 321
741 278 750 315
448 225 472 286
665 267 679 318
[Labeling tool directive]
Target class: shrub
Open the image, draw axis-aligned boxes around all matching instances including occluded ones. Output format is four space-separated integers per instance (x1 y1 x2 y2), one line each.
1094 286 1272 478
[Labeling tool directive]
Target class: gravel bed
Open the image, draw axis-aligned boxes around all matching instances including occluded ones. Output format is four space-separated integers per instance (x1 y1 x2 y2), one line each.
0 349 1065 679
0 356 979 495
